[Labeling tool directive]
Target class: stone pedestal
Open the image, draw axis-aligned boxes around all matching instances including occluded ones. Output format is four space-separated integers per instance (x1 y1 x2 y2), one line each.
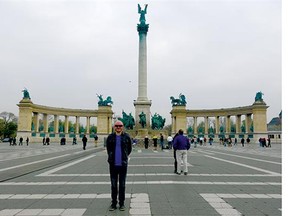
252 101 269 141
170 105 187 135
97 106 113 135
134 100 152 128
136 128 149 138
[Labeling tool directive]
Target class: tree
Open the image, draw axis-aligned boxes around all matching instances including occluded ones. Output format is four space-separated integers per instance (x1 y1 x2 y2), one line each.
0 112 18 138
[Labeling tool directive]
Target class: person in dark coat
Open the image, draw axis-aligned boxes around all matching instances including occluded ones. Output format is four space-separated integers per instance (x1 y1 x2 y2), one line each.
172 133 179 173
19 137 23 145
144 136 149 149
82 135 87 150
106 120 132 211
241 138 245 147
45 137 50 145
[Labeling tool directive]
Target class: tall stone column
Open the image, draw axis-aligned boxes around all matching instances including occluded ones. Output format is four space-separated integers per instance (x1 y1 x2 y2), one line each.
134 4 151 128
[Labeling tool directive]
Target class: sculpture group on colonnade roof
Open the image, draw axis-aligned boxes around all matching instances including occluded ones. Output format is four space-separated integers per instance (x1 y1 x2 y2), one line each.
22 88 31 99
170 93 187 106
97 94 113 106
255 91 264 102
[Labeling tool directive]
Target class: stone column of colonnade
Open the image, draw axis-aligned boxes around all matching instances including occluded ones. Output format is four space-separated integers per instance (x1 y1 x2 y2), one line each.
54 115 59 133
204 117 209 135
225 116 231 134
215 116 220 134
43 114 48 133
245 114 252 134
86 117 90 134
193 117 197 136
75 116 80 134
235 115 241 134
33 113 39 133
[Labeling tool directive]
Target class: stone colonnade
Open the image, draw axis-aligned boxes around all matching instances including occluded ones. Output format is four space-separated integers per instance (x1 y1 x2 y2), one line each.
17 99 113 143
171 101 268 142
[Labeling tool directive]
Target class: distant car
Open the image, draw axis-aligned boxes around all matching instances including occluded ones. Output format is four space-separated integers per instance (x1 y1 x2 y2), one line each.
1 138 10 142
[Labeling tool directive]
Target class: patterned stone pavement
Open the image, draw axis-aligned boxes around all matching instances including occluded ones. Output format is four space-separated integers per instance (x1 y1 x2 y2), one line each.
0 141 282 215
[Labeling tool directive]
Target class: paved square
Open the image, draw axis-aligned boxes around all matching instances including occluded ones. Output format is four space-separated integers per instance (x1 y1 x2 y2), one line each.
0 142 282 215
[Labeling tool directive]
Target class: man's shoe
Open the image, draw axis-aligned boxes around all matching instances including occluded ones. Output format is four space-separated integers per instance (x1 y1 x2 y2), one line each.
109 204 117 211
184 172 188 175
119 205 126 211
176 172 181 175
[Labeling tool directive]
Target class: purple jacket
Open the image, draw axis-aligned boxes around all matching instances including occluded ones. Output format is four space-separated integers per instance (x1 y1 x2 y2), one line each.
173 135 190 150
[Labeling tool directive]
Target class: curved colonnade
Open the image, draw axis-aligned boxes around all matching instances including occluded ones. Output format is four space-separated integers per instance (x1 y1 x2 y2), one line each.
17 99 113 143
17 98 268 143
171 101 268 142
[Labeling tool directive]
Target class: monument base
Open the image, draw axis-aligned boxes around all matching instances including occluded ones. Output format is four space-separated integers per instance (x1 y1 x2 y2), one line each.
136 128 149 138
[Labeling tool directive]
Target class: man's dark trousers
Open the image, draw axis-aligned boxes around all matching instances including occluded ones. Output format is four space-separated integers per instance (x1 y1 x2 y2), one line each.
109 165 127 206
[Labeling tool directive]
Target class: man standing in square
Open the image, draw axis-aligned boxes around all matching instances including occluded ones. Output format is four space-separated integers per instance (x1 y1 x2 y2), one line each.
173 129 190 175
106 120 132 211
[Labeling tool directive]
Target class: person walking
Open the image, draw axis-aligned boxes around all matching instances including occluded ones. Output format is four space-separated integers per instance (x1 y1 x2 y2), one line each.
241 138 245 147
160 133 164 150
45 137 50 145
19 137 23 146
173 129 190 175
26 137 29 146
267 137 271 147
167 135 173 149
172 133 179 173
94 134 98 147
82 135 87 150
144 136 149 149
152 135 158 150
72 137 77 145
106 120 132 211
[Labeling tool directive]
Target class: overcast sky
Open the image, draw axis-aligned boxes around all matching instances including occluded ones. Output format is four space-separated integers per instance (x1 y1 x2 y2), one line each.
0 0 282 125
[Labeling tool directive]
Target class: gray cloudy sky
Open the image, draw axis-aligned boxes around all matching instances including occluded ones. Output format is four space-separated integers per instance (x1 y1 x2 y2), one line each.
0 0 281 125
